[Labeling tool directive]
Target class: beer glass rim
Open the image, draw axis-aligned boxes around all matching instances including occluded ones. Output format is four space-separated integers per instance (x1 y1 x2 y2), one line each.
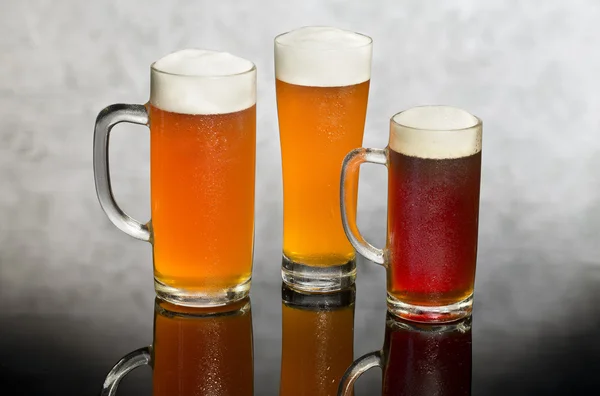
150 56 257 79
391 105 482 133
274 26 373 50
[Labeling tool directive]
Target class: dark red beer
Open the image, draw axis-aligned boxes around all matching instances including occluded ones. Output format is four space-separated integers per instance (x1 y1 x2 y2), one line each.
382 316 472 396
387 149 481 311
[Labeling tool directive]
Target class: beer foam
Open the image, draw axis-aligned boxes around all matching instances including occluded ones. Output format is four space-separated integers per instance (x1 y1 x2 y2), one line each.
275 26 372 87
150 49 256 115
389 106 482 159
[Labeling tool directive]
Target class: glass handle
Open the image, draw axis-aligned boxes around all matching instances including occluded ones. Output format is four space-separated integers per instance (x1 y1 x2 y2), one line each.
340 148 387 266
337 350 382 396
101 346 152 396
93 104 151 242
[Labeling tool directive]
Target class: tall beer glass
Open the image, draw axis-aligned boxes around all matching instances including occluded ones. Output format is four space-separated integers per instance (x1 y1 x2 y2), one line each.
93 49 256 307
275 26 372 292
338 314 472 396
341 106 482 323
280 284 355 396
101 298 253 396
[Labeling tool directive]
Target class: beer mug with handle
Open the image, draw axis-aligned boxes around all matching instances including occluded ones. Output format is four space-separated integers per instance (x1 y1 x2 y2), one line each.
93 49 257 307
340 106 482 323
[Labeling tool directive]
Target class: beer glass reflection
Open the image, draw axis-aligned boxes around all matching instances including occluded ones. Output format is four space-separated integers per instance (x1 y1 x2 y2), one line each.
275 26 372 292
341 106 482 323
338 314 472 396
101 298 254 396
280 284 355 396
93 49 256 306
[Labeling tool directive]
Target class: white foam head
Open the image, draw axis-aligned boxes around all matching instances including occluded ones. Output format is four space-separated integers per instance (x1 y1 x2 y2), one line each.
389 106 482 159
150 49 256 115
274 26 372 87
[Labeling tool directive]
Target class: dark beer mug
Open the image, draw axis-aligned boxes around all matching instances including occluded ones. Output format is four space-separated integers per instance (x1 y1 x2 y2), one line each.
340 106 482 323
101 298 253 396
338 314 472 396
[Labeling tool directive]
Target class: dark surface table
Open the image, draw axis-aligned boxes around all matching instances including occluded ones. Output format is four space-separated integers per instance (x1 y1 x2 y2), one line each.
1 255 599 395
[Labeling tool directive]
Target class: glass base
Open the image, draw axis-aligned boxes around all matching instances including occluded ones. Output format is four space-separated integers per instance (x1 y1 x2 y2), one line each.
387 293 473 323
281 255 356 293
154 277 251 308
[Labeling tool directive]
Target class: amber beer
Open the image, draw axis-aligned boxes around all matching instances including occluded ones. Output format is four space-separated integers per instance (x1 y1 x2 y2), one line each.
94 49 256 306
275 26 372 291
148 50 256 305
153 298 253 396
280 284 355 396
150 105 256 297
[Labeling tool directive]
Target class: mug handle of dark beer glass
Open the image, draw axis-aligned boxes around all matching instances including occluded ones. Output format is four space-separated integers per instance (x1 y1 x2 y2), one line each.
340 147 388 265
93 104 151 242
337 350 383 395
100 346 152 396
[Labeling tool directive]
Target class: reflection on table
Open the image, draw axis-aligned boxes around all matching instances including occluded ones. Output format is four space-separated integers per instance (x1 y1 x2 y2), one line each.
382 314 472 396
152 298 254 396
280 283 355 396
340 312 472 396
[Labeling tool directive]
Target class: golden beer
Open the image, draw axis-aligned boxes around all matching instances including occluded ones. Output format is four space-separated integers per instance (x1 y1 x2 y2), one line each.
275 26 372 291
277 80 369 265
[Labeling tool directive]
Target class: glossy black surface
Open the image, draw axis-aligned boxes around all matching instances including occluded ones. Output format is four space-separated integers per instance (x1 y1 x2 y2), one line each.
1 257 599 395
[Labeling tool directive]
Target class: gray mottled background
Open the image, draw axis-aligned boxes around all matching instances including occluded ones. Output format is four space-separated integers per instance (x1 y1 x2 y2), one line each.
1 0 600 395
